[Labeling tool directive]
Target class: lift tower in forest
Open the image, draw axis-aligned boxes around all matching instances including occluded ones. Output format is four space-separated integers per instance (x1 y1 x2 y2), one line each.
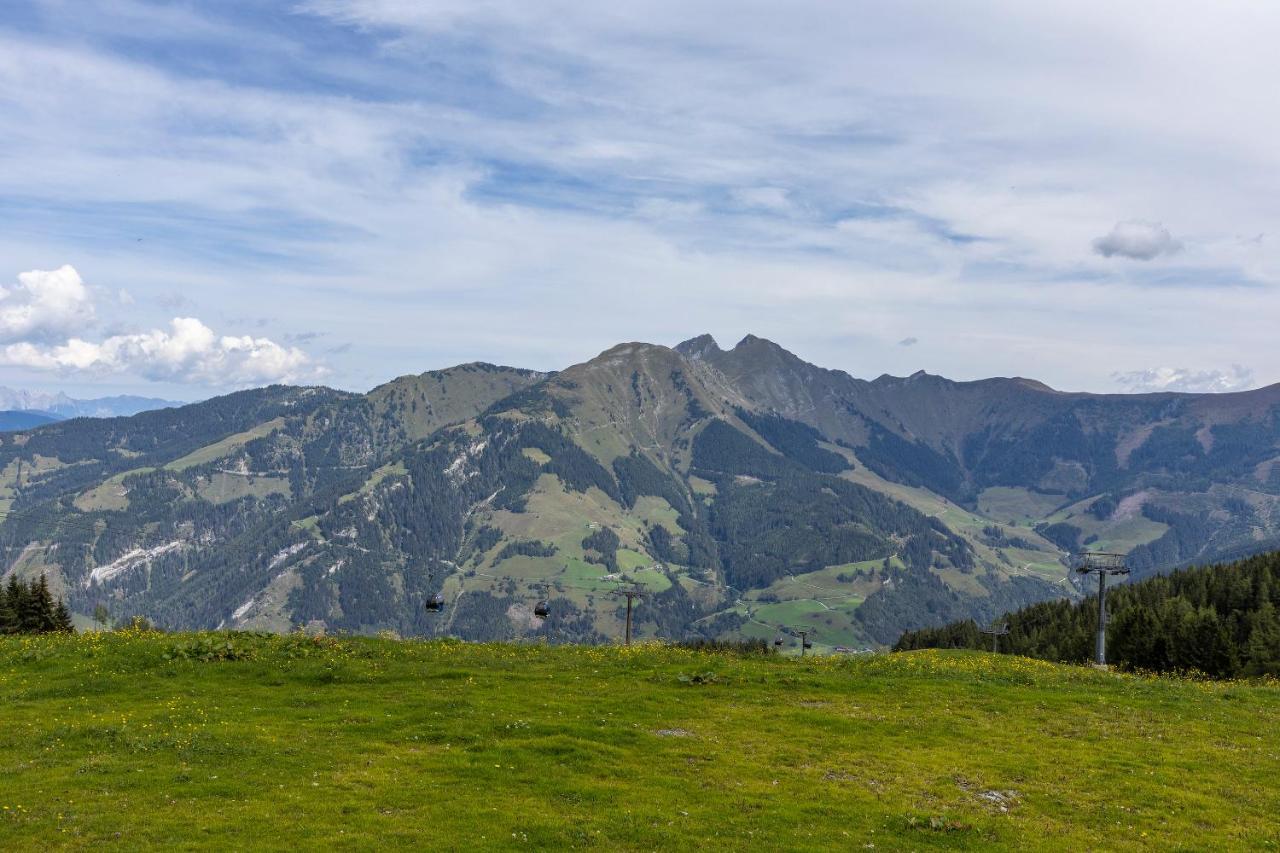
980 622 1010 654
1074 552 1130 667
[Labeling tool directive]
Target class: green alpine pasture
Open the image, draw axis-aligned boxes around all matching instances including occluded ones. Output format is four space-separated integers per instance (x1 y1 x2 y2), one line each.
1 632 1278 850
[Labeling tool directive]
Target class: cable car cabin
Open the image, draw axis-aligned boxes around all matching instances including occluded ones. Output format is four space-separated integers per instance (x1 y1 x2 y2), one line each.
773 635 785 647
426 593 446 612
534 600 550 619
802 640 813 649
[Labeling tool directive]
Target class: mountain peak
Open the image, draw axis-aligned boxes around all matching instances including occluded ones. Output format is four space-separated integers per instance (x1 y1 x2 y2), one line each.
590 341 677 362
729 334 802 361
732 333 769 350
1012 377 1057 393
564 341 689 381
676 333 797 363
674 334 721 360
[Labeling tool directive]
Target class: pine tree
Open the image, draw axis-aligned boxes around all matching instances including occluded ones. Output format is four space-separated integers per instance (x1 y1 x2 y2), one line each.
1111 605 1162 671
1244 602 1280 677
53 599 75 634
1254 570 1274 611
12 576 39 634
32 575 58 633
0 583 15 634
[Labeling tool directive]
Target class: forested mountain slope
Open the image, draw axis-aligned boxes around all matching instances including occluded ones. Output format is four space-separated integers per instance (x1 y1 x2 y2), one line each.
0 335 1278 647
0 411 60 432
895 549 1280 677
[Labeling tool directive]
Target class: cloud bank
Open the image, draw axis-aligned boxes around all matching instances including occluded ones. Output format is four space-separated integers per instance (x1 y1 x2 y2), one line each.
1112 364 1253 394
0 267 319 386
1092 221 1181 261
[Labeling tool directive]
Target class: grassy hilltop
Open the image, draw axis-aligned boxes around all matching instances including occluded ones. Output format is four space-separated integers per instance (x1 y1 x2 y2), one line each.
1 634 1278 851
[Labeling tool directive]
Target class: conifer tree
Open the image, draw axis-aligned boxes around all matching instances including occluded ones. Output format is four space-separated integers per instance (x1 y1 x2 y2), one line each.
53 599 75 633
12 576 39 634
0 576 76 635
0 584 15 634
1244 602 1280 677
32 575 58 633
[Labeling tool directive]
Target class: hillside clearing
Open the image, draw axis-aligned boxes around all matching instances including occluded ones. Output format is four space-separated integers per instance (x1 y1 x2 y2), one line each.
1 635 1277 850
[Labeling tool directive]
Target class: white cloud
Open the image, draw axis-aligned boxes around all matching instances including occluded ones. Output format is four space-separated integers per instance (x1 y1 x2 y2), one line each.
898 336 918 347
0 265 95 343
0 317 318 385
0 267 318 386
1112 364 1253 393
1092 221 1182 261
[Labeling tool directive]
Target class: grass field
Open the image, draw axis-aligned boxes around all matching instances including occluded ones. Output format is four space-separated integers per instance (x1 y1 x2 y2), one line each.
975 487 1067 526
1 633 1278 851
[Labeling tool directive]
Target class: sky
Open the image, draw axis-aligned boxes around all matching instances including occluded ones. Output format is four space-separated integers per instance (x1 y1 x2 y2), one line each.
1 1 1278 401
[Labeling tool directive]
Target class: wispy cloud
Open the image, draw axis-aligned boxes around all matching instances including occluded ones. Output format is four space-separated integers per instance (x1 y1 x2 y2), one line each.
0 2 1277 393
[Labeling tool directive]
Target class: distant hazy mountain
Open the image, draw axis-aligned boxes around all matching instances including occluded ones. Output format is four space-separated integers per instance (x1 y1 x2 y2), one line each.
0 410 61 432
0 387 184 419
1 337 1278 649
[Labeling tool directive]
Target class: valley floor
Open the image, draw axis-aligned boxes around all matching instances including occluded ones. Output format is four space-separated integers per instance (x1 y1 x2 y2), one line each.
0 634 1277 850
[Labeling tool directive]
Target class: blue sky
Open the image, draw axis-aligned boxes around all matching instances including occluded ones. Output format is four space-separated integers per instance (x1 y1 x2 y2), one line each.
1 0 1277 399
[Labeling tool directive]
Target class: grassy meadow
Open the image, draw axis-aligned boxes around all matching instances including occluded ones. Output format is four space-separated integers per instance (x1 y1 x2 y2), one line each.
1 632 1277 850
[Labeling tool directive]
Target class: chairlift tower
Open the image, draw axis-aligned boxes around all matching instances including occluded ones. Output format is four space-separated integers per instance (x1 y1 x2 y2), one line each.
980 622 1009 654
613 583 645 646
1074 552 1130 666
785 626 814 658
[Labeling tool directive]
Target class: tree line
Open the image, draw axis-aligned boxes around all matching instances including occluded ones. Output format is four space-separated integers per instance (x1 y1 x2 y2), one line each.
1 575 75 634
894 550 1280 677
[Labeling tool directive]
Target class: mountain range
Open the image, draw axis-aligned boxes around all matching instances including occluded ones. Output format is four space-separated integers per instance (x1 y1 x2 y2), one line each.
0 386 183 420
1 335 1278 648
